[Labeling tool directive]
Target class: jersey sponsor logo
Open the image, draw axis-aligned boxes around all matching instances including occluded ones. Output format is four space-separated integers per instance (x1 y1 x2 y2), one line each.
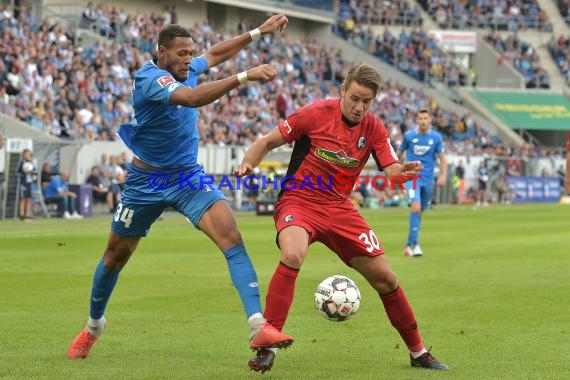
283 120 292 134
357 136 366 149
314 148 360 167
285 214 294 222
413 145 431 155
157 75 175 88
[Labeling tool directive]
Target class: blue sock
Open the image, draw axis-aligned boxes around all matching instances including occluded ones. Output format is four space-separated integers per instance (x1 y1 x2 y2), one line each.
407 212 421 246
90 259 121 319
223 243 262 318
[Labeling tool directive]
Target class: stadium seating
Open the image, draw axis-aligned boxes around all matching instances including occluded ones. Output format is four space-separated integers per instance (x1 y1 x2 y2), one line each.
485 32 550 88
0 1 564 161
548 35 570 84
418 0 551 32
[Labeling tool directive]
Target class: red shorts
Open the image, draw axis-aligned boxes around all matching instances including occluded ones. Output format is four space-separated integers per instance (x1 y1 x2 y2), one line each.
274 198 384 266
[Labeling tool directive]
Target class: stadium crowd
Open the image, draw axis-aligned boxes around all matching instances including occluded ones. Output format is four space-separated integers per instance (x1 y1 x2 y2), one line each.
1 2 568 218
548 35 570 85
484 32 550 88
557 0 570 25
336 0 423 28
418 0 550 31
0 1 564 163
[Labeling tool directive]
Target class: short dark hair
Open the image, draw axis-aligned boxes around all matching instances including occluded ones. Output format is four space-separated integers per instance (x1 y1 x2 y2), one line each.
417 108 431 116
343 63 382 95
158 24 191 48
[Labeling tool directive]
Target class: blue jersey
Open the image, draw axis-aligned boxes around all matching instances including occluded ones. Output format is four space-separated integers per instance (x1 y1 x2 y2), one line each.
118 57 209 169
399 127 444 182
44 176 68 197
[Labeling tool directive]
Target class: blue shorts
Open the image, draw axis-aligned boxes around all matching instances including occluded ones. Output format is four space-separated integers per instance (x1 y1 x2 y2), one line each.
111 164 226 237
405 178 434 211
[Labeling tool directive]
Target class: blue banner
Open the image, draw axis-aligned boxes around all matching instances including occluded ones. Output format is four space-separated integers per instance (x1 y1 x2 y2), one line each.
507 176 561 203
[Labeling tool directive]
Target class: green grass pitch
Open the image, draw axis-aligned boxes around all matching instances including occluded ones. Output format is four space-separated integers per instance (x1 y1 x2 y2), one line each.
0 204 568 379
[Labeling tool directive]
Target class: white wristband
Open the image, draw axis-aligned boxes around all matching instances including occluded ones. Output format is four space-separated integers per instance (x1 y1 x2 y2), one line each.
237 71 248 85
249 28 261 42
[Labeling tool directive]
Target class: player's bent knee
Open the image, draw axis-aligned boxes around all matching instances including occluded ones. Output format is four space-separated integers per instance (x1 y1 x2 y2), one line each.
224 228 243 247
280 251 305 268
103 251 131 271
366 269 398 293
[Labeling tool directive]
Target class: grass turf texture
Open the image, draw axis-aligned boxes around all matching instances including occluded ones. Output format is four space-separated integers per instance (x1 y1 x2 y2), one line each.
0 204 568 379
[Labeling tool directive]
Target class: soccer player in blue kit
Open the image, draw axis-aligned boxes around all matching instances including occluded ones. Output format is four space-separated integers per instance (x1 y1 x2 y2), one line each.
67 16 294 360
398 108 447 257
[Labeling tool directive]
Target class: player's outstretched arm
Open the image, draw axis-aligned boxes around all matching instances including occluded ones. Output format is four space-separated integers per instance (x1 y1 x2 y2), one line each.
234 127 287 176
201 13 288 68
170 64 277 108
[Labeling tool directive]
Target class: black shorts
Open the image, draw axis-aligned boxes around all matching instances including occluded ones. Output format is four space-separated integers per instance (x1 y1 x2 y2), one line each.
20 183 32 198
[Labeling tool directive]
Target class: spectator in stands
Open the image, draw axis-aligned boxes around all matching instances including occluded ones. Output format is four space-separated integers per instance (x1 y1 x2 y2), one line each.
276 90 291 120
43 170 83 219
169 5 178 24
86 165 115 213
40 162 53 191
80 2 97 29
118 151 130 171
98 153 111 174
109 154 125 191
17 148 35 221
99 168 121 208
495 173 510 204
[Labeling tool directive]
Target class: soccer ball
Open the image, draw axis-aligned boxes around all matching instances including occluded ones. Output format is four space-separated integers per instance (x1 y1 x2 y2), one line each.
314 275 361 322
22 162 34 173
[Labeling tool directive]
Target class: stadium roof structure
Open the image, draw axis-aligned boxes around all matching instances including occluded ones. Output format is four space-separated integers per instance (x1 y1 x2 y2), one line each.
198 0 335 24
469 91 570 131
0 113 62 144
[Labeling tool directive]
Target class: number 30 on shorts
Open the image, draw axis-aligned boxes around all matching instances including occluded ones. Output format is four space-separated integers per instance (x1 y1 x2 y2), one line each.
114 203 134 228
358 230 380 253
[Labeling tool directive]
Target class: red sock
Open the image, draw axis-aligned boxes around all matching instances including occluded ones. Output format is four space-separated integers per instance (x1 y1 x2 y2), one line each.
379 286 423 352
264 262 299 331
